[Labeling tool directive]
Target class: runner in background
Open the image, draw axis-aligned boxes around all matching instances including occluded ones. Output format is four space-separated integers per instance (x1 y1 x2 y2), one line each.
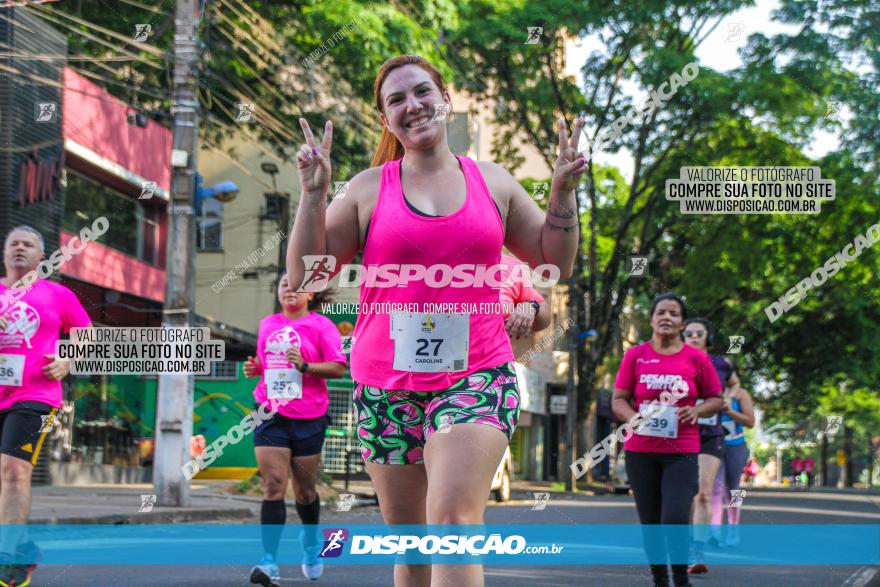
499 253 551 340
681 317 733 575
803 455 816 487
0 226 92 587
244 274 346 585
613 293 723 587
286 53 581 587
710 368 755 546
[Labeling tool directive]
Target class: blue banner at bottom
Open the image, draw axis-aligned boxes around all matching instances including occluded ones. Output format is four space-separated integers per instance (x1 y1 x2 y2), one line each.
0 524 876 565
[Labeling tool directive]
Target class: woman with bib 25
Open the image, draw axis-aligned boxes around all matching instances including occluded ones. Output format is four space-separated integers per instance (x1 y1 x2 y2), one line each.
244 277 346 586
613 294 723 587
286 55 582 587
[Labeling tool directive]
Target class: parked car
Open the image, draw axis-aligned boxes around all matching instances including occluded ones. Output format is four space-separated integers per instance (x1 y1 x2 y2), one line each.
610 441 630 494
490 446 513 502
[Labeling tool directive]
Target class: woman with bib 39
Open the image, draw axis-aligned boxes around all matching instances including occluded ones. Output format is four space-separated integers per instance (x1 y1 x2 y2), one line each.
612 294 723 587
286 55 582 587
245 275 346 586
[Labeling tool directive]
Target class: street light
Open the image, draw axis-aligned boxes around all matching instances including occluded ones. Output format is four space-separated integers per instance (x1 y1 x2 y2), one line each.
194 173 239 212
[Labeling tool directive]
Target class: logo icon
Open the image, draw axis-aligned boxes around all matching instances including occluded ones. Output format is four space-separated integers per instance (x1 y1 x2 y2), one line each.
531 492 550 511
300 255 337 292
319 528 348 558
728 489 746 508
139 181 157 200
525 26 543 44
35 102 57 123
134 24 151 42
726 335 744 354
431 103 451 122
235 102 255 123
38 414 57 434
825 415 842 436
336 493 354 512
531 182 548 202
725 23 744 42
340 336 353 354
825 100 840 119
627 256 649 277
333 182 350 199
138 494 157 513
421 315 436 333
436 413 455 434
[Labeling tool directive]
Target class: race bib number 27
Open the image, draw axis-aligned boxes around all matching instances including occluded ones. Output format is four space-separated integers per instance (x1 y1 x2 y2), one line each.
390 312 469 373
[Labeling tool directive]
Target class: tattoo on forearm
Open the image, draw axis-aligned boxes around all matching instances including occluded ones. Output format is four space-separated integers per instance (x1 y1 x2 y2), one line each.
546 219 578 232
548 204 576 219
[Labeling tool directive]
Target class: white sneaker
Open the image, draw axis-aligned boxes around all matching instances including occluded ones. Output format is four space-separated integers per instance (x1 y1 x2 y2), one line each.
301 531 324 581
250 553 280 586
301 547 323 581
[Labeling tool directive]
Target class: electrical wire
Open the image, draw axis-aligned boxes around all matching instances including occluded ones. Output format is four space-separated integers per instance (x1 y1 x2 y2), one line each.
20 5 163 69
29 3 165 57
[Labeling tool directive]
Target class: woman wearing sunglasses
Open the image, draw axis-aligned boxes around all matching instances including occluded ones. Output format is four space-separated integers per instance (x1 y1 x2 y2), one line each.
681 318 734 575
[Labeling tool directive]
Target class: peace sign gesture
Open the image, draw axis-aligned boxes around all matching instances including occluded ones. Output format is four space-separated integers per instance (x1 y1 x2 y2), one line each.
550 116 586 194
297 118 333 196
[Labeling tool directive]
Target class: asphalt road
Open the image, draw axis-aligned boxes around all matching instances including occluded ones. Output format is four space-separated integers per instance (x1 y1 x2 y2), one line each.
30 489 880 586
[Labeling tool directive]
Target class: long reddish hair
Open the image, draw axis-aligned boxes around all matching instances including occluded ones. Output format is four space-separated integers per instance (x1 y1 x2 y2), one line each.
370 55 450 167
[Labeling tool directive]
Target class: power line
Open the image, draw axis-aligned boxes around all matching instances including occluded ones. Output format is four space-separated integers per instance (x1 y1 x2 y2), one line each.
20 5 163 69
30 3 165 57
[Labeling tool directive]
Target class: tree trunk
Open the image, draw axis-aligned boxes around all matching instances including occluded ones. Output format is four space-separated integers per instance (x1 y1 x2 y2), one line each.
844 425 854 488
820 431 829 487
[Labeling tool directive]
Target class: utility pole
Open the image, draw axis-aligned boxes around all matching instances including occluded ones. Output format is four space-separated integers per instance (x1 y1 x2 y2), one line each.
563 280 577 491
154 0 200 507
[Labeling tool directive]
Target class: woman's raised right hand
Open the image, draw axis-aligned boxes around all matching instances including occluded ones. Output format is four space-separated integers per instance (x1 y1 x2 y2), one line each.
297 118 333 196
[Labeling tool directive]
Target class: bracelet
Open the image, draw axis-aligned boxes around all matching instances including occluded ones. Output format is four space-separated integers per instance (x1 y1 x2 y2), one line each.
299 362 309 373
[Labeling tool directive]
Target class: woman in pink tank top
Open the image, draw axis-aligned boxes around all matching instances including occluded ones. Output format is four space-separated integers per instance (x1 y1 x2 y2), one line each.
287 55 583 587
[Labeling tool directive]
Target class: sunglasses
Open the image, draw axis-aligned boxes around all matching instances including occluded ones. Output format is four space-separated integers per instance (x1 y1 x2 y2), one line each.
684 329 706 338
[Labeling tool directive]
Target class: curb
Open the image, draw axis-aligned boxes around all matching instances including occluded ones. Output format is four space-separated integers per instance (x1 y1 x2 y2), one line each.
31 507 256 525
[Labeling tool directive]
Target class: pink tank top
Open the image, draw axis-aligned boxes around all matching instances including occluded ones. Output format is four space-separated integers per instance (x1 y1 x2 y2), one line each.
350 155 514 391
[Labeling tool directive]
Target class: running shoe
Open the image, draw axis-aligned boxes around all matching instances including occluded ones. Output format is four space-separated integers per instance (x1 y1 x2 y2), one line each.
249 553 280 587
301 543 323 581
687 563 708 574
724 532 741 547
0 554 33 587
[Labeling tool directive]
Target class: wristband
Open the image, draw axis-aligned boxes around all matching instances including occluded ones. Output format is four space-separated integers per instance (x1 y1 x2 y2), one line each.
529 300 541 314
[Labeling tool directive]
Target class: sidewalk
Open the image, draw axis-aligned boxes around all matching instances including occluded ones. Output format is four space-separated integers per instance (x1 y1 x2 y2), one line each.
30 482 259 524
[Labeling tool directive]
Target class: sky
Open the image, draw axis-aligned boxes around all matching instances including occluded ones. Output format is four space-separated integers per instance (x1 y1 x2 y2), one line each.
566 0 842 183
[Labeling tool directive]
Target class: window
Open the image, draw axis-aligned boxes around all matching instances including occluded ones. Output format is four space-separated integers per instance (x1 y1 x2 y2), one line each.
64 170 146 259
197 198 224 250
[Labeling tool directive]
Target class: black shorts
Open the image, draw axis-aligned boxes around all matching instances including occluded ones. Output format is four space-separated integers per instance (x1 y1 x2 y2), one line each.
0 402 57 465
253 413 328 457
699 435 724 459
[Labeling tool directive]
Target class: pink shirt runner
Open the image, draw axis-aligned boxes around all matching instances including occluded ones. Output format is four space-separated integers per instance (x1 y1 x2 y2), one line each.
252 312 346 419
614 341 722 453
0 279 91 410
350 155 514 391
499 254 545 317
